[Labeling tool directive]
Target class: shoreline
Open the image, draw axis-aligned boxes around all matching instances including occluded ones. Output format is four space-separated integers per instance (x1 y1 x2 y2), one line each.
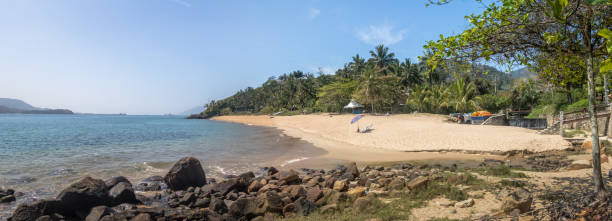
210 114 570 163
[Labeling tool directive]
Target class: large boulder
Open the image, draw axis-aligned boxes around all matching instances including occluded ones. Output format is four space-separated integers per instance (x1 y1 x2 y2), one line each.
10 200 69 221
104 176 131 189
345 162 360 178
407 176 429 190
164 157 207 190
56 177 110 212
108 182 138 205
278 170 300 184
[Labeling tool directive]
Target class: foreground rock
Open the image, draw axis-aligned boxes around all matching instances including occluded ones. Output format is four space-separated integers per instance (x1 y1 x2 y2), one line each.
0 188 17 204
164 157 207 190
9 159 461 221
56 177 110 212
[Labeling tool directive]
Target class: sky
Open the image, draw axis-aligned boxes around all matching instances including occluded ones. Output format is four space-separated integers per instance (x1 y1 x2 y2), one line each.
0 0 491 115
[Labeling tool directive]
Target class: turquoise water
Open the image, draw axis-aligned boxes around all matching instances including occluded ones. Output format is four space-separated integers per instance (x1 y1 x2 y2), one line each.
0 114 325 203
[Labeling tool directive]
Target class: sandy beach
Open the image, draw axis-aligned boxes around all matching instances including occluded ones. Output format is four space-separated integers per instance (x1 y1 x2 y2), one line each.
211 113 571 162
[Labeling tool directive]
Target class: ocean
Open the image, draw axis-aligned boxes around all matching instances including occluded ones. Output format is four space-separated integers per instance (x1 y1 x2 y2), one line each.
0 114 327 217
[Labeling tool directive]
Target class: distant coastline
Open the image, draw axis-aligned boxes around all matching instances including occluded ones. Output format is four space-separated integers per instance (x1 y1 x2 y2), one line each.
0 106 73 114
0 98 74 114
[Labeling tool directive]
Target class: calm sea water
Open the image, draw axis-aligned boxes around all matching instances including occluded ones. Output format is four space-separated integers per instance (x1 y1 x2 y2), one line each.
0 114 326 216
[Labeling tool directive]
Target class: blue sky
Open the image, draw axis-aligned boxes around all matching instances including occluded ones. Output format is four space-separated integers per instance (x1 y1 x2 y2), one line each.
0 0 490 115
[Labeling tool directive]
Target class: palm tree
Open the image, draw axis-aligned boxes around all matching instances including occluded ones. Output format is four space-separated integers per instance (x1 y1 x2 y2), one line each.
407 85 430 112
404 59 423 86
350 54 366 78
429 85 449 113
448 73 477 113
369 44 396 75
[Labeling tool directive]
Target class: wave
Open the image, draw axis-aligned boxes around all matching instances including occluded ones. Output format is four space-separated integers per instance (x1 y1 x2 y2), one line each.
280 157 309 167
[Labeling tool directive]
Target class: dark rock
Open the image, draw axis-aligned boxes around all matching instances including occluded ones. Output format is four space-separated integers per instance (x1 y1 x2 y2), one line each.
278 170 300 184
266 167 279 176
209 197 228 214
306 186 323 202
212 178 240 196
238 172 255 185
104 176 131 189
345 162 360 178
608 169 612 178
194 197 211 208
108 182 138 205
1 195 16 203
164 157 207 190
56 177 109 212
85 206 111 221
134 175 167 191
294 197 316 216
10 200 69 221
179 192 197 206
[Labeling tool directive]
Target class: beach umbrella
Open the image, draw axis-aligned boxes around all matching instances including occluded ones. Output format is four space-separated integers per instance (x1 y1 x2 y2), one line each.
351 114 364 124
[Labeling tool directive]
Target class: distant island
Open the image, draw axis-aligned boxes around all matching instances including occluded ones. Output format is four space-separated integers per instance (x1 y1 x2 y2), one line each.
0 98 73 114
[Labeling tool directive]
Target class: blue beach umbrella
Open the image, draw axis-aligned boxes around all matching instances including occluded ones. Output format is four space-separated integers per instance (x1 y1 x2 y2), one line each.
351 114 364 124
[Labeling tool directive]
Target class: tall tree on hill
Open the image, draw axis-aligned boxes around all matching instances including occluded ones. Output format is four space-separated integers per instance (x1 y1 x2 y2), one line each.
425 0 611 194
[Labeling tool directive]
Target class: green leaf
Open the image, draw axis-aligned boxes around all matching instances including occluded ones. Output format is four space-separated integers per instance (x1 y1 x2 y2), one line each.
602 59 612 73
600 29 612 54
599 29 612 40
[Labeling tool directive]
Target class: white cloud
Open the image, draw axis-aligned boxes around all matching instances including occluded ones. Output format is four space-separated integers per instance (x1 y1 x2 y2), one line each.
311 66 337 75
357 23 407 45
308 8 320 20
169 0 191 7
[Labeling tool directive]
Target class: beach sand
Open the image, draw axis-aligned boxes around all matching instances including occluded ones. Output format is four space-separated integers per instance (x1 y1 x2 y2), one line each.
211 113 570 162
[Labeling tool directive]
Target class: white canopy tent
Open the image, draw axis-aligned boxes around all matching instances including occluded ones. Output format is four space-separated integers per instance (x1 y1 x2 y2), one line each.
343 100 363 113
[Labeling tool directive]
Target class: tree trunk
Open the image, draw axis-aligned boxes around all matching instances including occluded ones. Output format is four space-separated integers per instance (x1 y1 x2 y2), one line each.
586 52 606 194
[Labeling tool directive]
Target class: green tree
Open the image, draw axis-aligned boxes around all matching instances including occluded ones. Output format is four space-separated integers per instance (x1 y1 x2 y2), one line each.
369 44 397 76
407 85 431 112
425 0 611 193
448 73 477 113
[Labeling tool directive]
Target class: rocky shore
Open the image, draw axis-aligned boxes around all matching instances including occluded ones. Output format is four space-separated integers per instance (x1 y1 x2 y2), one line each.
3 155 611 221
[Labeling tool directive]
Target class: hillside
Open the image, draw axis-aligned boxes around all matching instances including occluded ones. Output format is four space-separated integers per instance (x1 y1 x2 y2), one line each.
0 98 40 111
0 98 73 114
510 67 538 80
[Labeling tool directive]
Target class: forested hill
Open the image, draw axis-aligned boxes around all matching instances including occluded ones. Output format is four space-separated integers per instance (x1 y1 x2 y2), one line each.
200 45 527 118
0 98 73 114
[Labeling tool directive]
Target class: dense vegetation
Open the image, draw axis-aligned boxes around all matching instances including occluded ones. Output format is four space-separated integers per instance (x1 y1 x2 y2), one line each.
203 43 605 118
